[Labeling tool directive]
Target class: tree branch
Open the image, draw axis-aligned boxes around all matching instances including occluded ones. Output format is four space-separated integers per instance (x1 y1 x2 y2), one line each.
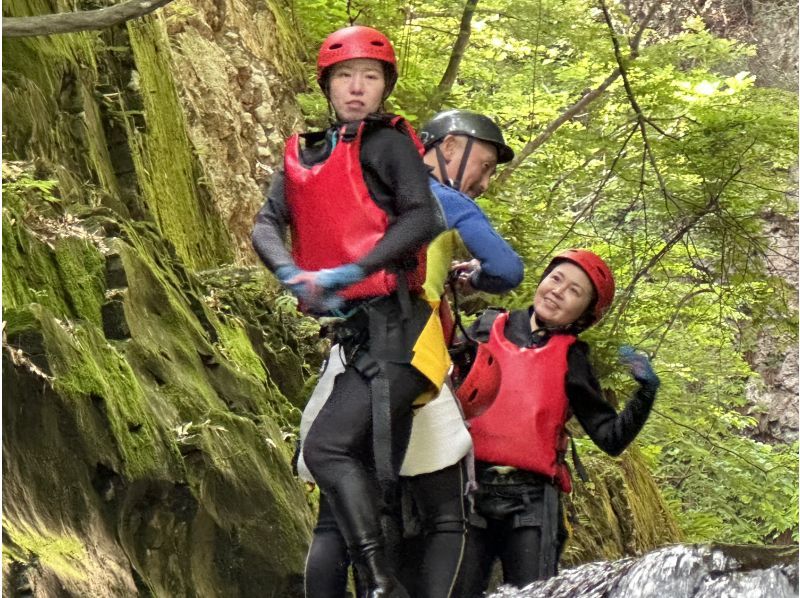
3 0 175 38
494 71 622 186
651 407 792 477
607 163 743 333
428 0 480 112
650 288 714 357
495 0 662 186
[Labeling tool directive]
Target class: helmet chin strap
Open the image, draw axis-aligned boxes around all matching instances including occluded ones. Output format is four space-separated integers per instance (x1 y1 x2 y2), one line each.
434 136 475 193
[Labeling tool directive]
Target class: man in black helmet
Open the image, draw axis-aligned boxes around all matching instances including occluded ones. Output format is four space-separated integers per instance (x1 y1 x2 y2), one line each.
420 108 515 198
395 110 523 598
418 109 522 297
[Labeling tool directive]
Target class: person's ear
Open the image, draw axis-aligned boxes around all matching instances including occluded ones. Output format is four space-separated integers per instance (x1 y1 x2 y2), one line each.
440 135 461 162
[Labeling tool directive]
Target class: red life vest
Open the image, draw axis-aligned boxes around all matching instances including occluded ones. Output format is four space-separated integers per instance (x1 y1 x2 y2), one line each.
469 312 577 492
283 116 426 302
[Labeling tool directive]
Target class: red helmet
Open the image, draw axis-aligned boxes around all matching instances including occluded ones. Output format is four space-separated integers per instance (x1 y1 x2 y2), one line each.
317 26 398 95
549 249 615 323
455 343 501 419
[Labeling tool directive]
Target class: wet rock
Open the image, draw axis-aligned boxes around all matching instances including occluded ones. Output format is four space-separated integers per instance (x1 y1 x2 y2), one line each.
101 297 130 340
104 253 128 289
489 544 799 598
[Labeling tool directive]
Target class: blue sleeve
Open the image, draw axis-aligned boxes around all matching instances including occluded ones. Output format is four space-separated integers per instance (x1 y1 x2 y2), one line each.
432 181 524 293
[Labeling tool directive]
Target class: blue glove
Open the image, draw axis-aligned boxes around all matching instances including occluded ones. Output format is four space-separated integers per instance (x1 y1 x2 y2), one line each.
315 264 366 292
619 345 660 388
275 264 301 286
274 264 310 299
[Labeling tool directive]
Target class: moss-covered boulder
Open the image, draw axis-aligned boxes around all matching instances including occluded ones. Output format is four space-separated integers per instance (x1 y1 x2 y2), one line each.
3 169 314 596
563 445 683 566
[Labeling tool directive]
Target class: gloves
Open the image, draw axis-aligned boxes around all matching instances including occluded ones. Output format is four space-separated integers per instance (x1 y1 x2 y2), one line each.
619 345 660 389
315 264 366 292
275 264 364 315
274 264 301 285
274 264 315 302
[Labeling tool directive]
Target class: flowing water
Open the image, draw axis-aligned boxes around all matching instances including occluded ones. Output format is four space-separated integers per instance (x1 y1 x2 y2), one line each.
488 544 798 598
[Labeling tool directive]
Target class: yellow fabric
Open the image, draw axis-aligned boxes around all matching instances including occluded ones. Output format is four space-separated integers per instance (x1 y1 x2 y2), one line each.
410 307 451 388
422 230 459 303
412 228 469 392
412 388 438 407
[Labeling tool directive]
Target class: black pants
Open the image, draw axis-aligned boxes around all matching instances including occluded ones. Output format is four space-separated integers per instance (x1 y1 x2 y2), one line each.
458 466 565 596
305 494 352 598
304 359 429 484
303 360 429 577
399 461 468 598
304 294 434 492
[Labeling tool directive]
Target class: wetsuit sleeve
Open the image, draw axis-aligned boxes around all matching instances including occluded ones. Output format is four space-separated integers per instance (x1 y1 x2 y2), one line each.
436 186 523 292
567 341 656 457
251 171 296 272
356 128 446 275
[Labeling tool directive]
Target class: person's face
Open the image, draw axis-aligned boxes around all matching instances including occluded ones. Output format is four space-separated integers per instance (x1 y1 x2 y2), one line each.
327 58 386 122
441 136 499 199
533 262 595 328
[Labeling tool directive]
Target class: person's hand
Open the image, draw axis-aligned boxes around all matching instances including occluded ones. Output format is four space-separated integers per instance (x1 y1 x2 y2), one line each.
450 259 480 295
280 264 363 314
275 265 321 304
619 345 660 389
275 264 310 297
314 264 366 292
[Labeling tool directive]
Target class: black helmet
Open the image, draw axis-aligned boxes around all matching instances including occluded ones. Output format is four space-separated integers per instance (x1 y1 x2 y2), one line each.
420 109 514 163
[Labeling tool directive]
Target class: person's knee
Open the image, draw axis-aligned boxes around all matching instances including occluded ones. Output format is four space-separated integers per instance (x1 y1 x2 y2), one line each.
426 515 467 535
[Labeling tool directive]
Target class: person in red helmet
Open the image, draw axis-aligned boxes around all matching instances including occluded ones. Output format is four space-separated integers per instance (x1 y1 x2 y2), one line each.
454 249 661 595
252 25 449 598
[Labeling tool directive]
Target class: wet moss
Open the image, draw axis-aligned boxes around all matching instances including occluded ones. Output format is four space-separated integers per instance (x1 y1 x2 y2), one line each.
3 522 87 581
2 206 76 321
125 17 232 270
2 1 117 205
206 411 312 579
3 181 109 328
37 305 183 480
53 237 106 327
563 445 682 566
1 1 320 592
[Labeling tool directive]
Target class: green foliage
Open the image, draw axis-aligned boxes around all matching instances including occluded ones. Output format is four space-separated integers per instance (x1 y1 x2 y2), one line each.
289 0 798 545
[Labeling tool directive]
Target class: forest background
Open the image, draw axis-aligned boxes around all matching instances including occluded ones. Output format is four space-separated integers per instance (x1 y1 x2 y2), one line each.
287 0 799 545
2 0 798 589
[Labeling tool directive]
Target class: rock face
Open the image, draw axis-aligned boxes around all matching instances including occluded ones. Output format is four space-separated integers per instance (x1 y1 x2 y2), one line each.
745 206 799 444
160 0 307 260
3 168 315 596
2 0 317 593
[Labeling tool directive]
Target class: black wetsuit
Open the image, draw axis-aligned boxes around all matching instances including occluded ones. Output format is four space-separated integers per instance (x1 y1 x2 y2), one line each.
457 307 658 595
252 117 446 597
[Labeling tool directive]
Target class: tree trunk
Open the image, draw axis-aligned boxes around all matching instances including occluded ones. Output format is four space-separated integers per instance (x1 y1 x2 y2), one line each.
428 0 480 112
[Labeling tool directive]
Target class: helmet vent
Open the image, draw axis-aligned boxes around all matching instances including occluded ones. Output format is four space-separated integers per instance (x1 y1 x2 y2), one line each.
370 40 385 46
329 43 343 49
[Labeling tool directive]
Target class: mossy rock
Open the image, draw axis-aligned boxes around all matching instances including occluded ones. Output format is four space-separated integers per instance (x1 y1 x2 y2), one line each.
3 169 315 596
562 445 683 566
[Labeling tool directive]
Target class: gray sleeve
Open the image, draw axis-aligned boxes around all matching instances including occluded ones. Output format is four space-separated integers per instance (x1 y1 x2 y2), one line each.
251 171 295 272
